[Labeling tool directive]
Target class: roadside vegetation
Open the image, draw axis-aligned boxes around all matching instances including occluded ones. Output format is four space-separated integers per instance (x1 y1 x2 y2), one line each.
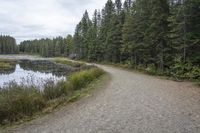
0 60 105 126
102 60 200 83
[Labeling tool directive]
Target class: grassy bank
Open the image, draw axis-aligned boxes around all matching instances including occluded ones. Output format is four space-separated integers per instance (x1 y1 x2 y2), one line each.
0 59 16 70
0 67 105 126
53 58 85 68
52 58 96 72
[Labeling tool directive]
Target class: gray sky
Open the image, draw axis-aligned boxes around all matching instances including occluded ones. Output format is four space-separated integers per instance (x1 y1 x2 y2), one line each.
0 0 108 43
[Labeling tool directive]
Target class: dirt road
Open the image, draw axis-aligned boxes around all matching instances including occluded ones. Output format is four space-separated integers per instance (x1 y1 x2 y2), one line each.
2 55 200 133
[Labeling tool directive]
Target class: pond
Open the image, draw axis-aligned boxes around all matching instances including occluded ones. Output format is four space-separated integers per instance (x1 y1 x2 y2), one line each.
0 60 74 89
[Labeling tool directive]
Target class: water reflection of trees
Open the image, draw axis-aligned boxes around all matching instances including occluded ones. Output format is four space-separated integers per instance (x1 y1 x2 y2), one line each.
19 60 75 76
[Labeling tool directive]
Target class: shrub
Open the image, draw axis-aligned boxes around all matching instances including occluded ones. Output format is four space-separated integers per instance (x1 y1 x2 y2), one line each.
146 64 157 75
190 66 200 79
170 57 200 79
69 68 104 90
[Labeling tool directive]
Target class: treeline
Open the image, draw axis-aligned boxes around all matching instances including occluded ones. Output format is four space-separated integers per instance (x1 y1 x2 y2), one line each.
71 0 200 78
0 35 18 54
19 36 73 57
19 0 200 79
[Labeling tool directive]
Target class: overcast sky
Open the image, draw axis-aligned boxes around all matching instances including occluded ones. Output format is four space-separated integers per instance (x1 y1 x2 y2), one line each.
0 0 108 43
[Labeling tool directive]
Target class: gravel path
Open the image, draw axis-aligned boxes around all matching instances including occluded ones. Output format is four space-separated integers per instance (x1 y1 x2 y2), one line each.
2 56 200 133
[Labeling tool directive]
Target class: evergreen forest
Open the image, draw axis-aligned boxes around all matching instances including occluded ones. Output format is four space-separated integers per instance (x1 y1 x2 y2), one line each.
1 0 200 79
0 35 18 54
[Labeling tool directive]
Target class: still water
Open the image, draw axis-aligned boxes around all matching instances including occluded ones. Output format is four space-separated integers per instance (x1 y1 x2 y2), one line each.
0 60 72 88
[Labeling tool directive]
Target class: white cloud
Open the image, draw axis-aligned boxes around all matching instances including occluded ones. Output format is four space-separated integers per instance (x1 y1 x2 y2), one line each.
0 0 108 43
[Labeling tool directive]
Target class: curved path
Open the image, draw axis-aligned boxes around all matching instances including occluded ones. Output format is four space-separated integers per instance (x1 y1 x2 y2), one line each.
3 62 200 133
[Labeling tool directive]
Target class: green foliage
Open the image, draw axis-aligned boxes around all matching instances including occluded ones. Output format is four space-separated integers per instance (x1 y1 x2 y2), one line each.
146 64 157 75
69 0 199 80
0 67 104 125
0 35 18 54
73 10 92 59
19 36 68 57
43 80 68 100
65 35 73 56
0 83 45 124
69 68 105 90
10 0 200 80
170 56 200 79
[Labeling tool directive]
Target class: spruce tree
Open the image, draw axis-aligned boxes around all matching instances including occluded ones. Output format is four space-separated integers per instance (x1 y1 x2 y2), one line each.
99 0 115 61
147 0 170 71
169 0 200 65
121 2 136 65
65 35 73 56
86 10 98 61
0 35 18 54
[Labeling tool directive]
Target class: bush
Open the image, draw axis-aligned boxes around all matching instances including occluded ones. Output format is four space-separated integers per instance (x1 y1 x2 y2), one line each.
170 57 200 79
146 64 157 75
69 68 104 90
190 66 200 79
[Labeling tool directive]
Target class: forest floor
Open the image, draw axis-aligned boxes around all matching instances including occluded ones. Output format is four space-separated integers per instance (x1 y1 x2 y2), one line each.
1 55 200 133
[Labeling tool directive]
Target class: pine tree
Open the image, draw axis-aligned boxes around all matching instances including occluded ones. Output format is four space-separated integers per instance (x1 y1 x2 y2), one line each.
86 10 98 61
169 0 200 65
168 0 185 65
65 35 73 56
123 0 132 12
80 10 92 59
115 0 122 15
146 0 170 71
106 14 122 63
121 2 136 65
73 22 83 59
0 35 18 54
183 0 200 65
99 0 115 61
128 0 152 66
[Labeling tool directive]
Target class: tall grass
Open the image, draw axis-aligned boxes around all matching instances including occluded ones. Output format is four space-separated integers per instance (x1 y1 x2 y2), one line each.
69 68 104 90
54 59 84 68
0 82 45 124
42 80 68 100
0 68 104 125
